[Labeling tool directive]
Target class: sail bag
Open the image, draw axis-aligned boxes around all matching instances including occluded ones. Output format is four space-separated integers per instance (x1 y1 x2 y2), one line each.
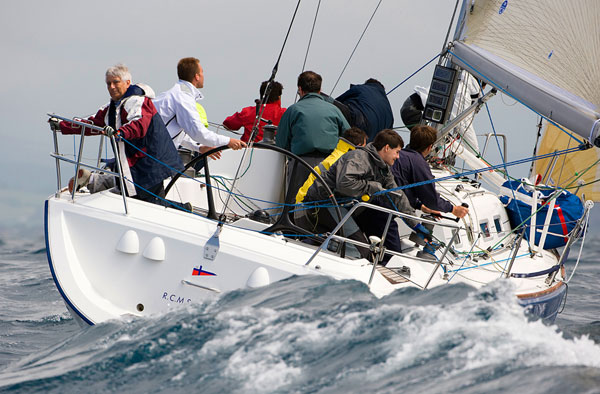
499 180 584 249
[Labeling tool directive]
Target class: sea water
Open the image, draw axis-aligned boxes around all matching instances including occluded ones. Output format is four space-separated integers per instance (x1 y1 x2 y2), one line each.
1 232 599 393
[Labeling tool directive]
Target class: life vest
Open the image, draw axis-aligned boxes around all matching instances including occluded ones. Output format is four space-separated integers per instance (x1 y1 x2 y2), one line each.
196 102 209 127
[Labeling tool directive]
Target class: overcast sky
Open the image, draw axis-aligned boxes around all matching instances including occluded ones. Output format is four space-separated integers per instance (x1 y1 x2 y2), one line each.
0 0 539 236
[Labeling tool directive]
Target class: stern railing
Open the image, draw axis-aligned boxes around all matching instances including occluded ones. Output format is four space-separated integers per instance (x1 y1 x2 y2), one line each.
304 201 462 289
47 113 129 214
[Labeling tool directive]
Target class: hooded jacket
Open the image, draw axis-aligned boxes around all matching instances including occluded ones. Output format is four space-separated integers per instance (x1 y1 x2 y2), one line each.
295 137 356 204
59 84 183 190
153 80 230 149
305 142 417 228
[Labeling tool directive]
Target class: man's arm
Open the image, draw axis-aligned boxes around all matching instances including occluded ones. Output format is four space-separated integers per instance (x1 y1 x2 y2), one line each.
335 156 382 198
381 170 419 228
118 96 153 140
222 108 248 131
275 109 291 150
179 134 202 152
333 106 351 134
413 163 454 213
387 189 419 229
57 107 107 135
338 115 351 134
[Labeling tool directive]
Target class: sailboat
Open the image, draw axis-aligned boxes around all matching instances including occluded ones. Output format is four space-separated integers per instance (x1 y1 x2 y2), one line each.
44 0 597 327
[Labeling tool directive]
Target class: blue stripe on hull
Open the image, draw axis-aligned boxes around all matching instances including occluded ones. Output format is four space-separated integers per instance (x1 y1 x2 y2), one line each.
517 283 567 323
44 200 94 326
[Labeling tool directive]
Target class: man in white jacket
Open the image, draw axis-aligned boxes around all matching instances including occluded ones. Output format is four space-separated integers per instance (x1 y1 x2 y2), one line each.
153 57 246 154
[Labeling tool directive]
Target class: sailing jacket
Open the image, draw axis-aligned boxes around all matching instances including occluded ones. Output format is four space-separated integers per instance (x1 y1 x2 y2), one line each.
305 142 418 228
275 93 350 156
58 84 183 190
336 82 394 141
153 80 230 149
391 147 453 213
223 100 286 143
295 138 356 203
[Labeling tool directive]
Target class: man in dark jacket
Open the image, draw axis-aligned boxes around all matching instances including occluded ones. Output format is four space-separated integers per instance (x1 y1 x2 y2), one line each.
51 64 184 207
305 129 419 261
392 125 469 219
336 78 394 142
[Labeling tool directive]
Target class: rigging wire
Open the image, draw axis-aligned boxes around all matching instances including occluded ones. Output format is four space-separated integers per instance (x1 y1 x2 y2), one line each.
528 117 544 178
295 0 322 104
116 129 585 219
386 53 440 96
329 0 383 96
438 0 461 63
555 130 573 187
480 97 537 248
219 0 303 223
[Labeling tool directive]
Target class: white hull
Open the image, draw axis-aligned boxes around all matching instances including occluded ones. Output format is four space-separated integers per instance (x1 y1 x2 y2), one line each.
46 191 398 325
45 152 570 326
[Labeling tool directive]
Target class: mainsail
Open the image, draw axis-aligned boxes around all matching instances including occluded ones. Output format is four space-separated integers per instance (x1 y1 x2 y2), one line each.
533 123 600 201
450 0 600 145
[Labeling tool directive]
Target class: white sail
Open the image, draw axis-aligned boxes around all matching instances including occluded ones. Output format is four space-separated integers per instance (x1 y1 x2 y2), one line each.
533 122 600 201
451 0 600 144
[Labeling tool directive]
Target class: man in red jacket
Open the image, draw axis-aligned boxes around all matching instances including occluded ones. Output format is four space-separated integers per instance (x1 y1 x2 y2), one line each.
223 81 286 143
49 64 183 206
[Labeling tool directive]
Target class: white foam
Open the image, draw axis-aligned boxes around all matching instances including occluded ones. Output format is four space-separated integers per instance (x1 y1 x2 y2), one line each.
348 280 600 385
170 371 186 381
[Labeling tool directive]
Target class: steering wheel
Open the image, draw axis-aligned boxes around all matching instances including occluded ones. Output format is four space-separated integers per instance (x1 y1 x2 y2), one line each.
164 143 344 243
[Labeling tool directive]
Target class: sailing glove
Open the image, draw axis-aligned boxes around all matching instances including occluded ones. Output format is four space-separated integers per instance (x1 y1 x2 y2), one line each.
103 126 118 137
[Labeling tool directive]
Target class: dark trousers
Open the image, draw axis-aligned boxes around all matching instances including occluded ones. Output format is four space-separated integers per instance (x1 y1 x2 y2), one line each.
315 206 371 260
355 196 403 262
287 153 328 203
134 182 166 205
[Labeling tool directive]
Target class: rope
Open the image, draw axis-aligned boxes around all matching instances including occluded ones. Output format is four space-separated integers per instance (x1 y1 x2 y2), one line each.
295 0 322 104
447 233 481 282
372 145 583 197
447 252 531 273
118 134 583 216
565 207 591 283
480 83 531 246
330 0 383 96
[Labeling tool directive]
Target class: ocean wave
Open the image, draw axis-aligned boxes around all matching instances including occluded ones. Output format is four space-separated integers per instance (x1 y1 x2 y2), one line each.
1 277 599 393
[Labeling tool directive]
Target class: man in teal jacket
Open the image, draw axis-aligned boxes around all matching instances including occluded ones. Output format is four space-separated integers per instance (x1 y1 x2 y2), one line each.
276 70 350 198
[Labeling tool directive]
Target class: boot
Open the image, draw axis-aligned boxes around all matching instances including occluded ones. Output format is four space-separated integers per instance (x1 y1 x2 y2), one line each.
68 169 91 193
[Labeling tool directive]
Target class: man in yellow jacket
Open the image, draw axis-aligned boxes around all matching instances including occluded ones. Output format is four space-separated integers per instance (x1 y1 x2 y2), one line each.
296 127 367 204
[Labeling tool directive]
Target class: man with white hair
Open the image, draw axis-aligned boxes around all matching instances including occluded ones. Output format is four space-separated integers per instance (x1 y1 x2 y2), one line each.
50 64 183 206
